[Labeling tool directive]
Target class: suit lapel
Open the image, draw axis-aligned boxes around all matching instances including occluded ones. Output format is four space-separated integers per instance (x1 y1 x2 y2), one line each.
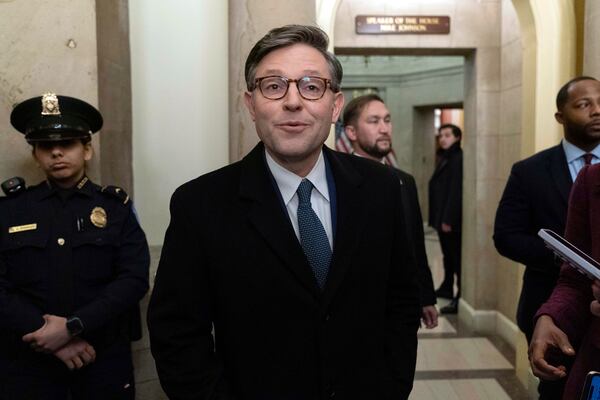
548 144 572 206
321 148 366 310
239 144 320 297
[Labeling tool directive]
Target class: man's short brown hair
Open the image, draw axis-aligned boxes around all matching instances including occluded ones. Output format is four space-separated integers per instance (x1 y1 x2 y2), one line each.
244 25 343 92
342 94 385 128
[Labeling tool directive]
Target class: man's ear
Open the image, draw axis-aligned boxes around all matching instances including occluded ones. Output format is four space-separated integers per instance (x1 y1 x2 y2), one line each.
555 110 564 125
331 92 345 123
344 125 357 141
244 92 256 122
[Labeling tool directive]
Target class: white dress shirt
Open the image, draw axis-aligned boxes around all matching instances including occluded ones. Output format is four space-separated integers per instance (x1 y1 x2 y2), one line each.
264 150 333 249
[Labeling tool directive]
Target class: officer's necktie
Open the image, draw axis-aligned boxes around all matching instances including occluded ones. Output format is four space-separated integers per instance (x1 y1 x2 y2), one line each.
296 179 331 289
583 153 594 166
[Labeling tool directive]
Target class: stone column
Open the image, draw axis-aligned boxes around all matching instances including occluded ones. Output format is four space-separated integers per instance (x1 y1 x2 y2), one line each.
229 0 316 162
96 0 134 195
0 0 99 187
129 1 229 245
583 0 600 76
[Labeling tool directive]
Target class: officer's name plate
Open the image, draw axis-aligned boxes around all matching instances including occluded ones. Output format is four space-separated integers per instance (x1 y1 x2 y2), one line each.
8 223 37 233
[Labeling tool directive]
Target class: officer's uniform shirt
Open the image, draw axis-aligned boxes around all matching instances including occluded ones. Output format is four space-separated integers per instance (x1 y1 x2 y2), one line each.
0 177 150 355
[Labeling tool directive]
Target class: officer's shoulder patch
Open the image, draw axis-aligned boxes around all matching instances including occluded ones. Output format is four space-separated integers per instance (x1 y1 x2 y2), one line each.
100 185 130 205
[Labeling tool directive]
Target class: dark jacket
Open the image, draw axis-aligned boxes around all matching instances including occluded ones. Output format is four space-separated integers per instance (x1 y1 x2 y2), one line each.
0 178 150 358
428 142 463 232
493 144 571 340
536 164 600 400
147 143 421 400
394 168 436 306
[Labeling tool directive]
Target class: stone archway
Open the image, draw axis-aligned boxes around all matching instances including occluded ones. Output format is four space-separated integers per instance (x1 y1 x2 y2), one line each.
510 0 576 156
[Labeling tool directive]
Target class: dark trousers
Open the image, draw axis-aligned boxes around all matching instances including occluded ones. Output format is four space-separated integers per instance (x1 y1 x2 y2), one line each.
538 378 567 400
0 345 135 400
438 230 462 298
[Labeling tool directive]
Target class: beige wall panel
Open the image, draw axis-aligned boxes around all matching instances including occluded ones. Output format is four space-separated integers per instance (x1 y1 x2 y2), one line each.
496 0 522 327
130 1 229 245
476 47 502 93
96 0 134 194
475 87 501 137
583 0 600 76
0 0 99 187
500 39 523 91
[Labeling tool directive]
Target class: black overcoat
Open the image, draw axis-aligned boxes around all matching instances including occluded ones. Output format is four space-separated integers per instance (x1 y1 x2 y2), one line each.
394 169 436 307
147 143 421 400
428 143 463 232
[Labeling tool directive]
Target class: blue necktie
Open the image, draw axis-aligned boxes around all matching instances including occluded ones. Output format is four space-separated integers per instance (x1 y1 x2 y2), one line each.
297 179 331 289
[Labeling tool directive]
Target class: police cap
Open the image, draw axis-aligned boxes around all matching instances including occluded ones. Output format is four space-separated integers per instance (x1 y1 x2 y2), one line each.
10 93 103 143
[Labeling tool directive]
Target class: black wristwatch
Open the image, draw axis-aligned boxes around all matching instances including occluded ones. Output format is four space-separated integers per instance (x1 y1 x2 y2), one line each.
66 316 84 336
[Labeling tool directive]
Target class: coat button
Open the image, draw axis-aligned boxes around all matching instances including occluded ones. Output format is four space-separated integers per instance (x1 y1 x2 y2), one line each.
57 238 65 246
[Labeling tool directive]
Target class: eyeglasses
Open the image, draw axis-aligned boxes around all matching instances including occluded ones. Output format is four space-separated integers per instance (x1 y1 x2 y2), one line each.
253 76 337 100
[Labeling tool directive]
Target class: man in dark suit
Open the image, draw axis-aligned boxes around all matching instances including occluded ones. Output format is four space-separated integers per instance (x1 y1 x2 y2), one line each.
147 25 421 400
494 76 600 399
428 124 463 314
342 94 438 329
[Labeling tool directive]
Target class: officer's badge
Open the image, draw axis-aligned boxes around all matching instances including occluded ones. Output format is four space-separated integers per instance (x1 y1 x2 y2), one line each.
90 207 107 228
41 93 61 116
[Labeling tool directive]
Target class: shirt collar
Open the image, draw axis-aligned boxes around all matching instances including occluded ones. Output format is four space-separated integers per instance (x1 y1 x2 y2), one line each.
265 149 329 206
562 139 600 163
36 175 94 201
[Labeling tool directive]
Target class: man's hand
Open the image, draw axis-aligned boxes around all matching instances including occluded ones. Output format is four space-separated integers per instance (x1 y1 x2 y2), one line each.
529 315 575 380
441 223 452 233
421 305 439 329
591 280 600 317
54 338 96 370
22 314 70 353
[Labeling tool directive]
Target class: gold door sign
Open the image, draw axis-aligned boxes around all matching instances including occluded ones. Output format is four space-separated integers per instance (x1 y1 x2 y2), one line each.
356 15 450 35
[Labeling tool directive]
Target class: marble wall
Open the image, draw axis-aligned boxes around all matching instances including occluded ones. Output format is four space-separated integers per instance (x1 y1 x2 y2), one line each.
496 0 523 333
96 0 134 195
584 0 600 76
129 0 229 245
0 0 100 187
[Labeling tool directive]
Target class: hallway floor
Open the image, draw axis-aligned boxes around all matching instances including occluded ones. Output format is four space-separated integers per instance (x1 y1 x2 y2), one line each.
413 228 531 399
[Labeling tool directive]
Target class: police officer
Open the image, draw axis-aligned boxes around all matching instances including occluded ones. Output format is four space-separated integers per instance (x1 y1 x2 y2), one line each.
0 93 150 399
